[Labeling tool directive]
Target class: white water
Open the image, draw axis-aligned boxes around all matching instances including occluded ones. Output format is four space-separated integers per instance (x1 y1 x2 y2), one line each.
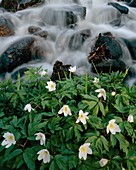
0 0 136 84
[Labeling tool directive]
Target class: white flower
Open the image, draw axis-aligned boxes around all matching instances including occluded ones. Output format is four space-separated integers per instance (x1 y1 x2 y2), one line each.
79 143 92 160
39 70 46 76
46 81 56 91
95 88 106 100
35 132 46 145
127 115 134 123
111 91 116 96
69 66 76 73
99 158 108 167
76 110 89 125
58 105 72 117
93 77 99 83
1 132 16 148
24 104 34 112
107 119 121 135
37 149 50 164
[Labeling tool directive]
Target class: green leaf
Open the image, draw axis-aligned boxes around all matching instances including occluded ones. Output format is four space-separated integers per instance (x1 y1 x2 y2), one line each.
92 104 99 116
2 149 23 163
12 154 24 169
82 94 98 101
49 160 59 170
55 155 67 170
124 122 133 136
82 100 97 110
85 136 98 144
74 124 82 141
115 133 129 154
113 96 125 113
68 155 78 169
100 135 109 152
88 115 103 129
110 134 117 147
99 102 105 116
23 148 36 170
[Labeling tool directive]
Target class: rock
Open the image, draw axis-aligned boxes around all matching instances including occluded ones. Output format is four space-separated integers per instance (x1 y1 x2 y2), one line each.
0 0 44 12
41 4 86 27
123 38 136 60
69 29 91 50
0 0 18 12
0 15 15 37
33 30 48 39
18 0 44 10
129 0 136 7
88 32 126 74
91 33 122 60
28 26 42 34
91 59 127 74
51 60 72 81
108 2 129 14
0 37 35 73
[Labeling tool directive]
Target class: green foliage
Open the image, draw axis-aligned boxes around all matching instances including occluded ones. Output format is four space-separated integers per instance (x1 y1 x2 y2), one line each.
0 68 136 170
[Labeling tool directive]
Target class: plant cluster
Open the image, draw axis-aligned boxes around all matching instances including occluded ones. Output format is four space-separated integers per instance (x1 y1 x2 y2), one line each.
0 67 136 170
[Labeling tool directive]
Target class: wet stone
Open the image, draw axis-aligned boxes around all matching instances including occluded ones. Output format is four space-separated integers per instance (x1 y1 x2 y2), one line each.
28 26 42 34
108 2 129 14
33 30 48 39
51 60 72 81
0 16 15 37
0 37 35 73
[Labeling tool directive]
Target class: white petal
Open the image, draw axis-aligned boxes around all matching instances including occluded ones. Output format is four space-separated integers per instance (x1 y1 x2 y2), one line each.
110 129 116 134
85 112 89 116
87 148 92 155
98 93 102 98
106 126 109 134
103 94 106 100
64 112 68 117
76 118 80 123
114 124 121 132
84 143 90 147
5 143 12 148
58 108 63 114
127 115 134 123
95 89 101 92
38 154 43 161
82 153 87 160
109 119 115 124
3 132 11 138
1 140 8 146
81 118 86 125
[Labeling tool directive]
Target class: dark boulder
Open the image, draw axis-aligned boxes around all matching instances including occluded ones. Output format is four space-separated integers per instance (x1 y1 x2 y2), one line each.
41 4 86 27
0 0 18 12
28 26 42 34
0 16 15 37
91 59 127 74
18 0 44 10
0 37 35 73
108 2 129 14
129 0 136 7
51 60 73 81
88 33 126 74
91 33 123 60
0 0 44 12
28 26 48 39
33 30 48 39
123 38 136 60
69 29 91 50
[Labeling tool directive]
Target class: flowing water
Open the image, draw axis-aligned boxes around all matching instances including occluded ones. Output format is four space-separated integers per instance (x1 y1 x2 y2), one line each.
0 0 136 85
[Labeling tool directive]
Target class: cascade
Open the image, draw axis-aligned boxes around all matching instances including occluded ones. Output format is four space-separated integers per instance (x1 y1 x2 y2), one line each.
0 0 136 85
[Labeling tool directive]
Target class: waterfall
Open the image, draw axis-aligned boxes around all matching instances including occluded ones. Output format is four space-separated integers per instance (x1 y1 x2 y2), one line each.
0 0 136 85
